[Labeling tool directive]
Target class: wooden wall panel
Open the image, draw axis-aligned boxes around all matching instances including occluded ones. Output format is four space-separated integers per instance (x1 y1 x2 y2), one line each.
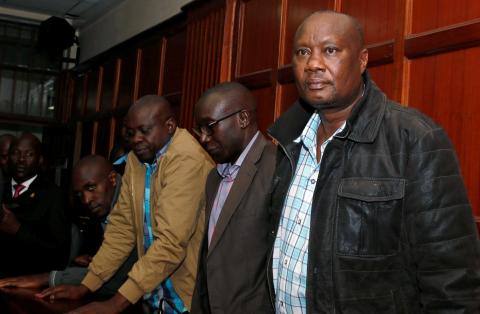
73 75 85 117
235 0 280 76
341 0 397 44
162 28 187 120
94 118 112 157
408 47 480 216
411 0 480 34
100 59 116 112
117 49 138 108
162 29 187 96
252 86 276 133
180 3 225 129
85 69 99 114
278 83 298 114
80 121 94 157
368 63 395 99
138 41 162 97
282 0 334 65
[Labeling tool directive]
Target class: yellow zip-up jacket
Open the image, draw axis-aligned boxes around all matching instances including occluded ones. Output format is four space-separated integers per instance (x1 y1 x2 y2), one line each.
82 128 214 309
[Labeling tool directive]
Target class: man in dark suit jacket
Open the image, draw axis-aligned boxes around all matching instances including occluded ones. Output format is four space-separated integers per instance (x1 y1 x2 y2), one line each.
0 133 70 278
191 82 276 313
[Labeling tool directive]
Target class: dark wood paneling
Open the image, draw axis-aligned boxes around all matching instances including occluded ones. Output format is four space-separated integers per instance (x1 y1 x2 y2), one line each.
368 63 395 99
366 41 394 66
405 19 480 59
341 0 397 44
138 41 162 97
282 0 334 65
252 86 276 133
180 4 225 129
236 69 272 89
411 0 480 34
162 29 187 95
278 83 298 114
94 118 112 158
408 47 480 216
73 75 85 117
100 59 116 112
235 0 280 76
85 69 99 114
80 121 94 157
117 49 138 108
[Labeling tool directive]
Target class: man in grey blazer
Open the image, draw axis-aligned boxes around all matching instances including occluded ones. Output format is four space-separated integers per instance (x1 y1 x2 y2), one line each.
191 82 276 314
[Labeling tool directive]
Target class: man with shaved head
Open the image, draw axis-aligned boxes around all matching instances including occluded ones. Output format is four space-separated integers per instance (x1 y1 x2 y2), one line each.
191 82 276 313
38 95 213 314
0 133 70 278
268 10 480 313
0 155 136 295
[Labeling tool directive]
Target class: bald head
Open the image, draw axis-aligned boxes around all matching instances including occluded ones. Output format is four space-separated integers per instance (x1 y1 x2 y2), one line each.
296 11 365 50
197 81 257 112
72 155 116 218
194 82 258 163
128 95 174 120
73 155 113 180
0 134 15 173
124 95 177 163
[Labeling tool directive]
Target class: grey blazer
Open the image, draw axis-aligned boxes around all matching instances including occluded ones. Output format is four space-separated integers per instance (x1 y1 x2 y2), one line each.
191 133 276 314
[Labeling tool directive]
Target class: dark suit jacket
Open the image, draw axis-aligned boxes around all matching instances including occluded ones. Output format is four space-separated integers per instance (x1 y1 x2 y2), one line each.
191 133 276 314
0 175 70 278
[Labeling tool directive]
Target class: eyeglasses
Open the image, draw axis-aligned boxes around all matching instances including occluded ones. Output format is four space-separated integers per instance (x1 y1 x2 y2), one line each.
192 109 244 137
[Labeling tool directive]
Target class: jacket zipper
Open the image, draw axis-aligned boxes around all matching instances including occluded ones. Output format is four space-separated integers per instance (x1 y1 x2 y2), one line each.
266 135 295 311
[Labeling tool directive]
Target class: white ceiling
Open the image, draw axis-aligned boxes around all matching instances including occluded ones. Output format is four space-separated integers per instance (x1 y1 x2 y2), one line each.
0 0 125 26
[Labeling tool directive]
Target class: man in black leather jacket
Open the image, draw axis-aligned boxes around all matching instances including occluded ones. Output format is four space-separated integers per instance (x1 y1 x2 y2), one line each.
267 10 480 313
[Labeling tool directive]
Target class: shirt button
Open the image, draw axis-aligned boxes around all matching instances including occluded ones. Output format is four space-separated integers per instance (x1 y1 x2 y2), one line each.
297 218 302 224
284 258 288 265
280 301 284 307
310 178 316 184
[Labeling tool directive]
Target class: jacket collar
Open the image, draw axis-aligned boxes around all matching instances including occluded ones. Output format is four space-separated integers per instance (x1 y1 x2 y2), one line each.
268 71 387 146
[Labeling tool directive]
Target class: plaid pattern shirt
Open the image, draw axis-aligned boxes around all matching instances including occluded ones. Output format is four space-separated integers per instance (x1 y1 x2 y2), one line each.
273 112 345 313
142 139 187 314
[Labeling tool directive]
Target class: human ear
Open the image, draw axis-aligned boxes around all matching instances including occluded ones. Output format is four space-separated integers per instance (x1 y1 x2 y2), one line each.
359 48 368 73
165 116 177 134
108 170 117 187
239 110 250 129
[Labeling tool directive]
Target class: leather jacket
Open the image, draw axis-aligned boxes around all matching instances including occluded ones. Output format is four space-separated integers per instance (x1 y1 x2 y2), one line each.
267 72 480 313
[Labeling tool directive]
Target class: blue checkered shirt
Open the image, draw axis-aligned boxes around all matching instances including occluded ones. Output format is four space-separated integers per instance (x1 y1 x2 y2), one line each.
273 112 345 313
142 139 187 314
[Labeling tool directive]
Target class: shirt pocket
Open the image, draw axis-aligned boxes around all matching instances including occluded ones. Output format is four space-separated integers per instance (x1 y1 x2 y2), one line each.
336 178 405 257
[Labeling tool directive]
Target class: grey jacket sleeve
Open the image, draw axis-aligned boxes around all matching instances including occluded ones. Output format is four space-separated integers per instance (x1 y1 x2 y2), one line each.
50 250 137 297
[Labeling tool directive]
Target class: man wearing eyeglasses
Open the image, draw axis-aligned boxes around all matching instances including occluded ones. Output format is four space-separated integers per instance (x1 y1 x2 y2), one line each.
191 82 276 314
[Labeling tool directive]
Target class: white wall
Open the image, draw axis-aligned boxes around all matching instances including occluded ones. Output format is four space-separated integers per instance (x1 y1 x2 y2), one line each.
78 0 194 63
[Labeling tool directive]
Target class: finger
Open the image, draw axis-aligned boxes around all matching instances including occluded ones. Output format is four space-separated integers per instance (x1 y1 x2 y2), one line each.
0 280 13 287
35 287 56 298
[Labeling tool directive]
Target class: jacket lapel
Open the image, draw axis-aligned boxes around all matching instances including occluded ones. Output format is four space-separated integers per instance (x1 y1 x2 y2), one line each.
207 134 266 256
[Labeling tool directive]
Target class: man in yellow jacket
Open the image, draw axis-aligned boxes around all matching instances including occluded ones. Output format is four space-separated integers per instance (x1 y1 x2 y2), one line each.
38 95 213 314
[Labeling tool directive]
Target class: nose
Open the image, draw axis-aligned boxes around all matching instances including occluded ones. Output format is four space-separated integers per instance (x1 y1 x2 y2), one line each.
131 131 143 145
198 132 211 145
80 192 91 205
305 51 326 72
